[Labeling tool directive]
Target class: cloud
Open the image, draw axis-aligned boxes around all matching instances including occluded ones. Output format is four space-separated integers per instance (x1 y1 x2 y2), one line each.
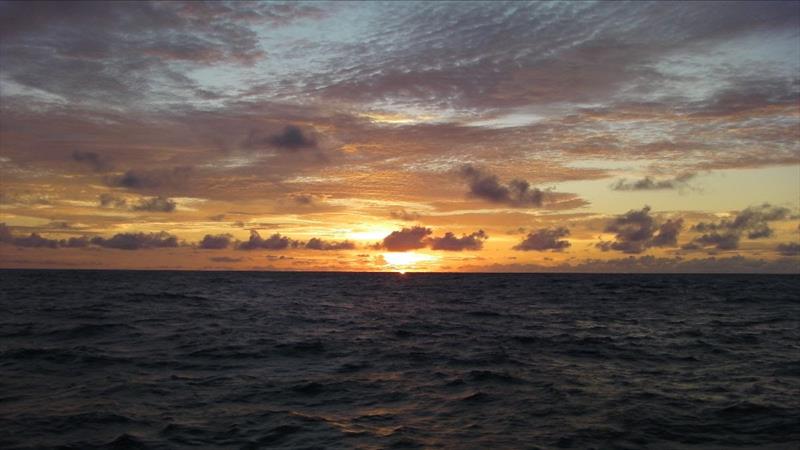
428 230 487 251
99 193 128 209
598 206 683 254
244 125 317 152
390 209 421 221
131 196 177 212
460 164 544 207
610 173 696 191
269 125 317 150
0 224 107 249
237 230 294 250
0 223 60 248
378 226 432 251
687 203 791 250
376 226 488 251
513 227 571 251
90 231 179 250
292 194 316 205
72 150 111 172
776 242 800 256
106 166 193 191
199 234 233 249
304 238 356 250
61 236 90 248
691 231 740 250
98 193 177 212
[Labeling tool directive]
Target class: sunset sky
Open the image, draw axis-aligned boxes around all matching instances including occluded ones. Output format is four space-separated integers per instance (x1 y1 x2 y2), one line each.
0 1 798 272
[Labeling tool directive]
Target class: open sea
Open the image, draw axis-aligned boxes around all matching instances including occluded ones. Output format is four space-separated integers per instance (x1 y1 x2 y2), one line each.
0 270 798 449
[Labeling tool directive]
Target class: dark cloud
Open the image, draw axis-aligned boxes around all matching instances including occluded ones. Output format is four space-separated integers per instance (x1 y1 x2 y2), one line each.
0 224 59 248
598 206 683 254
460 165 545 207
650 219 684 247
237 230 294 250
377 226 488 251
0 224 81 249
243 125 317 152
0 1 327 104
61 236 90 248
9 233 60 248
131 196 177 212
0 222 14 243
610 173 695 191
428 230 487 251
99 193 128 209
106 166 193 191
292 194 315 205
269 125 316 150
199 234 233 250
90 231 179 250
513 227 571 251
304 238 356 251
72 150 111 172
379 226 432 252
688 203 791 250
390 209 421 221
692 231 740 251
777 242 800 256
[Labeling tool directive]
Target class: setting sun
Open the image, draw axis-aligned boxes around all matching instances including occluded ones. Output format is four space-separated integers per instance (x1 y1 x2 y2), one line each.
382 252 437 271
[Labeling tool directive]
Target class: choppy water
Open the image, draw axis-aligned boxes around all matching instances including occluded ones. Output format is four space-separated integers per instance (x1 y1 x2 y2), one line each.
1 270 799 449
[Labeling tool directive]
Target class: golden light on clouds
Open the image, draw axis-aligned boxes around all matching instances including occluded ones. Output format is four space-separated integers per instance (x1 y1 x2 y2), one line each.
0 2 798 272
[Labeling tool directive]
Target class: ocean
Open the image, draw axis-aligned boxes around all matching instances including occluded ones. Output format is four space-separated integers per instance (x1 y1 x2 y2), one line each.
0 270 798 449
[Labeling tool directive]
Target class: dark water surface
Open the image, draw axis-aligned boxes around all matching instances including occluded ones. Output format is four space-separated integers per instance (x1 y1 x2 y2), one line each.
1 270 799 449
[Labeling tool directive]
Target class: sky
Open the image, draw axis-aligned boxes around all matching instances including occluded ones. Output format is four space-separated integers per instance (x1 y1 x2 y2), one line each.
0 0 798 273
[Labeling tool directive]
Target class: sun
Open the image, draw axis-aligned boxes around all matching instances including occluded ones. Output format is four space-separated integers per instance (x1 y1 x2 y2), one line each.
382 252 436 272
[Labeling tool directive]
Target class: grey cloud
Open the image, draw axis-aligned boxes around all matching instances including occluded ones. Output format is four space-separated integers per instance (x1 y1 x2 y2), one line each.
304 238 356 251
269 125 316 150
650 219 684 247
292 194 315 205
0 224 94 249
693 231 740 251
90 231 179 250
777 242 800 256
0 1 312 104
99 193 177 212
0 223 58 248
61 236 90 248
513 227 571 251
390 209 421 221
237 230 294 250
688 203 791 250
460 165 545 208
598 206 683 254
106 166 193 191
379 226 432 252
13 233 60 248
131 196 177 212
428 230 487 251
72 150 111 172
243 125 317 152
99 193 128 209
199 234 233 250
610 173 695 191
